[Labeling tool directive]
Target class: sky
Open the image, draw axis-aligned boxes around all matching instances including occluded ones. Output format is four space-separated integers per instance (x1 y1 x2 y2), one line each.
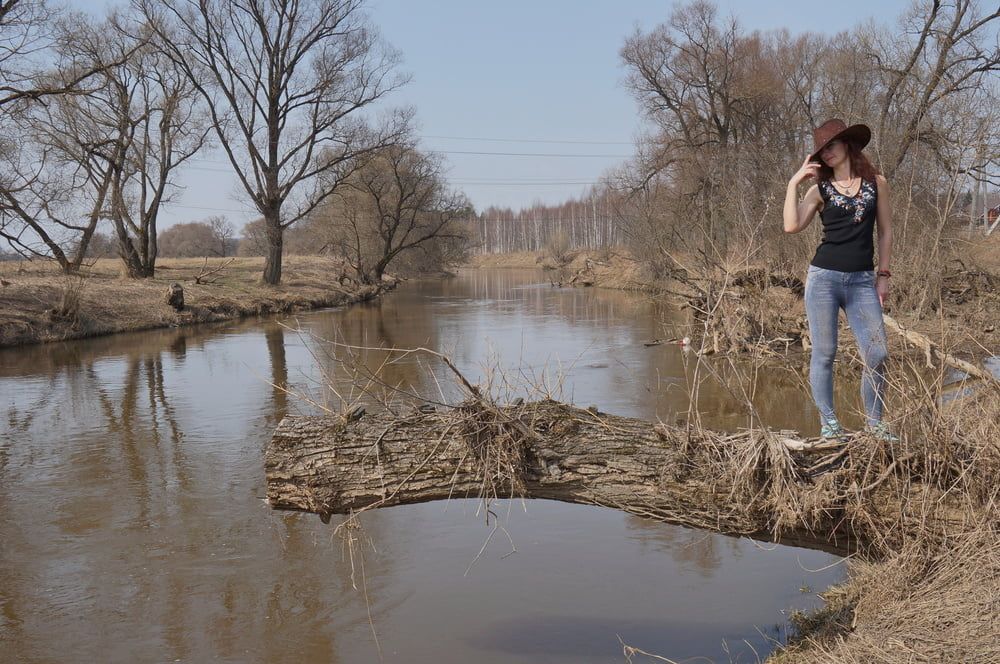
77 0 912 230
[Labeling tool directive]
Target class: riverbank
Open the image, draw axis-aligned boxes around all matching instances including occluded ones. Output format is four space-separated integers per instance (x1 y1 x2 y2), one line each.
466 246 1000 361
466 249 663 292
468 248 1000 663
0 256 387 348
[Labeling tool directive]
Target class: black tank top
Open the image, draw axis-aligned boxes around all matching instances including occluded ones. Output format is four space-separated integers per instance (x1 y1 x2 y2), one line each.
810 178 877 272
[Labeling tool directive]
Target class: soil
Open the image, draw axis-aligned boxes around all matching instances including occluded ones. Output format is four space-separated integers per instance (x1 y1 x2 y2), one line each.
0 255 390 348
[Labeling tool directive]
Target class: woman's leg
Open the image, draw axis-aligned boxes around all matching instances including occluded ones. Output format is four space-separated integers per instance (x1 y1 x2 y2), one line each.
805 266 842 426
844 271 889 426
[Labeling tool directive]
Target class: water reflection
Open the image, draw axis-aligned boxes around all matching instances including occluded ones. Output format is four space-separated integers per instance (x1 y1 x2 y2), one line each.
265 324 289 421
0 268 844 663
625 514 742 579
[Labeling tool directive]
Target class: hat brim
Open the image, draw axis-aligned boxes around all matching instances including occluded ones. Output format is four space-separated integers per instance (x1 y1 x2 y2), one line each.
810 124 872 162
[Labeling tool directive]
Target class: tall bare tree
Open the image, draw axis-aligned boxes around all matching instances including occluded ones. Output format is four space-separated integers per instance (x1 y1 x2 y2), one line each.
25 13 208 277
104 23 210 277
137 0 409 285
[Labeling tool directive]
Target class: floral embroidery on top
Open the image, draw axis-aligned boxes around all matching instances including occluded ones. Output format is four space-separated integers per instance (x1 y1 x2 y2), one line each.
821 178 876 223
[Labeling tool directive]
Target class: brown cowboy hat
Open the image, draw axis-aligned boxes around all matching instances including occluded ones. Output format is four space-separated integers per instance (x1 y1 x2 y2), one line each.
810 118 871 162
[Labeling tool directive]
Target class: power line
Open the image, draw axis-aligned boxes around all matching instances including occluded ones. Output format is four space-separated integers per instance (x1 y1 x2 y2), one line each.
169 203 256 214
187 147 632 165
184 161 603 183
421 134 632 146
438 149 630 158
452 181 600 186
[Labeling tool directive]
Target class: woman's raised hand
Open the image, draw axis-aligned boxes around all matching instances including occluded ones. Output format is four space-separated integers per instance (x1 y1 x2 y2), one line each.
791 155 821 185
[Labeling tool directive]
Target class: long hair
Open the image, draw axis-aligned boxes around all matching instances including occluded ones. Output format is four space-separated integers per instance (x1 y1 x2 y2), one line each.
817 142 881 183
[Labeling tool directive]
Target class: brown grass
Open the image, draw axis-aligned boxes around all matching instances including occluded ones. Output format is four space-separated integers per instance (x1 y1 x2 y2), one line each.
776 523 1000 663
0 256 384 348
466 248 662 292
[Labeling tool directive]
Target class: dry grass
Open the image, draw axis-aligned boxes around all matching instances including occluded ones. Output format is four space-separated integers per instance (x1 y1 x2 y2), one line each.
464 250 548 269
764 348 1000 662
467 248 663 292
776 524 1000 663
0 255 383 347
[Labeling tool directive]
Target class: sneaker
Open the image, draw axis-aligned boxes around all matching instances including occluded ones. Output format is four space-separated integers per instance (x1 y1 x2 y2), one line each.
820 420 849 441
866 422 900 443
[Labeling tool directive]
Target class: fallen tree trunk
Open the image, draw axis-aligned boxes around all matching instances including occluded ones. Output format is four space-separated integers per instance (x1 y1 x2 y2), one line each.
882 314 1000 386
266 400 971 557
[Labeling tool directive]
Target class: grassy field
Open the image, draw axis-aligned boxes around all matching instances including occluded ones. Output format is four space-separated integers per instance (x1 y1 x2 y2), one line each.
0 256 383 347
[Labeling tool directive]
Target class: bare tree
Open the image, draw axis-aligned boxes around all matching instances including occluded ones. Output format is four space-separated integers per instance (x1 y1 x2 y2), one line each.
0 0 134 108
0 1 136 268
863 0 999 181
1 11 209 276
619 1 791 259
206 215 234 256
137 0 410 285
0 139 106 270
102 16 210 277
319 143 472 283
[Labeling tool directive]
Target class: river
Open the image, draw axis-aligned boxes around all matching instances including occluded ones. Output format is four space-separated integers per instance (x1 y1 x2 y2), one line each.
0 268 845 663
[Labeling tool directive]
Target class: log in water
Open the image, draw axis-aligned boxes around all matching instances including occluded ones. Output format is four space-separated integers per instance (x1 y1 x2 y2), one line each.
265 400 881 555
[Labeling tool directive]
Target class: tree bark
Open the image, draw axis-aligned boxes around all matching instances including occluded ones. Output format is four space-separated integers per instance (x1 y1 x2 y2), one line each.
265 400 970 556
262 209 283 286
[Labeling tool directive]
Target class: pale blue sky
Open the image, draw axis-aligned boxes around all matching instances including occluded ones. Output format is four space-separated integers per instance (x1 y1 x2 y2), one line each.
75 0 911 229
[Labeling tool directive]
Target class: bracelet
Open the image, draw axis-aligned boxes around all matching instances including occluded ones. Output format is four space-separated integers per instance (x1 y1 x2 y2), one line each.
877 270 891 278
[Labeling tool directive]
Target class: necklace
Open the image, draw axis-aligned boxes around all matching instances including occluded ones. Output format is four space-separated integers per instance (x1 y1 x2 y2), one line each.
832 174 860 197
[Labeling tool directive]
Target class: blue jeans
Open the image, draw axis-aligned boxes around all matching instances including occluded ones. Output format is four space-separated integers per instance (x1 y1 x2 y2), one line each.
804 265 889 427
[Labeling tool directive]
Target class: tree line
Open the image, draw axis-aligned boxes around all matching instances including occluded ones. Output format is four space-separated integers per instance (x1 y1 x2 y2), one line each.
609 0 998 300
0 0 471 285
469 0 998 301
474 194 620 254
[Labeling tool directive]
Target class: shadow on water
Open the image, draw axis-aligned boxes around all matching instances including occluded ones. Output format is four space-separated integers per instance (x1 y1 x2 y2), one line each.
0 268 845 663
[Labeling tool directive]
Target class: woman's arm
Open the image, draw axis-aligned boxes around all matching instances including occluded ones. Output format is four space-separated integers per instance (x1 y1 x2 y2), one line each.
783 156 822 233
875 175 892 306
784 183 822 233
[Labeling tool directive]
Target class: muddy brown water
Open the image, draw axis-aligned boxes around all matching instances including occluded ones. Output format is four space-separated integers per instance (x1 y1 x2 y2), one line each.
0 268 847 663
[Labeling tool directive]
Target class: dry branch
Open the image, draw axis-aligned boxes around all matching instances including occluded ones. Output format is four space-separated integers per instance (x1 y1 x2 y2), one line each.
882 314 1000 386
193 257 235 285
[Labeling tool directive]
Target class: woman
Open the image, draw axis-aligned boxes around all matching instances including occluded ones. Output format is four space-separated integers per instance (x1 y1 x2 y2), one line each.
782 118 897 442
